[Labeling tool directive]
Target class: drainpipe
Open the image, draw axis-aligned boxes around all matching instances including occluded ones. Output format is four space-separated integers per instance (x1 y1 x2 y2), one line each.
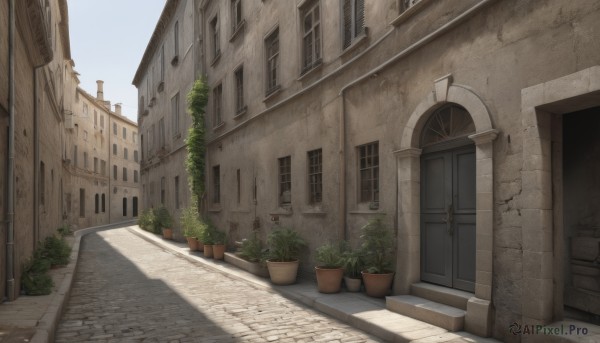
6 0 16 301
33 68 40 250
338 93 347 241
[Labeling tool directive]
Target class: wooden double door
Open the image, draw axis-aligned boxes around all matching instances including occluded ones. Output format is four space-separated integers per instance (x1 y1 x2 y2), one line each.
420 145 476 292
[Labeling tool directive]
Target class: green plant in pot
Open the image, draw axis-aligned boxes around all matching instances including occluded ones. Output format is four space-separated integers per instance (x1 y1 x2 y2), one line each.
239 232 265 263
266 227 306 285
157 206 173 239
314 242 344 293
201 222 215 258
341 245 364 292
212 229 227 260
360 216 395 297
181 205 201 251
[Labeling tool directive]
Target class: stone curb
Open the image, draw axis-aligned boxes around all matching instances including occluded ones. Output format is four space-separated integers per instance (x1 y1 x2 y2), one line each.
30 220 137 343
127 226 500 343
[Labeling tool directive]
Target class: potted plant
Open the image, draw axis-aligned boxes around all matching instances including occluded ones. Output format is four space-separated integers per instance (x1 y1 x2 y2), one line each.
212 229 227 260
314 242 344 293
341 246 364 292
194 218 206 252
181 206 200 250
266 227 306 285
360 216 395 297
157 206 173 239
201 224 215 258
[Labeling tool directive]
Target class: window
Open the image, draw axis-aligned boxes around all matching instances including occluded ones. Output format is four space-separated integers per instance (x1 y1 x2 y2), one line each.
73 145 78 167
123 197 127 216
101 193 106 212
175 176 180 209
234 66 245 114
231 0 242 31
123 127 127 139
173 21 179 57
342 0 365 49
123 167 127 181
358 142 379 204
302 1 321 73
134 150 139 162
94 157 98 173
212 165 220 204
124 148 128 160
265 28 280 95
101 160 106 176
133 132 138 143
134 170 139 183
66 192 71 213
83 130 88 141
161 177 166 205
94 110 98 126
210 16 220 60
160 45 165 84
308 149 322 204
79 188 85 218
40 161 45 205
100 114 104 128
82 103 88 116
95 194 99 214
113 165 117 180
113 122 117 135
113 143 117 155
171 93 180 136
213 84 223 127
84 152 89 170
279 156 291 206
158 117 166 148
402 0 422 11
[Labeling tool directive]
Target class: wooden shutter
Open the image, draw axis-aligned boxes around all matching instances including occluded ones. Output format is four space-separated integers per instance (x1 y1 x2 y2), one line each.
343 0 352 48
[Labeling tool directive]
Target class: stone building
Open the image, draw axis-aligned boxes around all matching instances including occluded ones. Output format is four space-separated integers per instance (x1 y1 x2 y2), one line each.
0 0 72 301
190 0 600 340
133 0 196 237
62 78 140 229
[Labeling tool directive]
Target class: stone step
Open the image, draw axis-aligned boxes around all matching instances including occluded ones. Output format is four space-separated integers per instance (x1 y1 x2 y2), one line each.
386 295 465 332
410 282 473 310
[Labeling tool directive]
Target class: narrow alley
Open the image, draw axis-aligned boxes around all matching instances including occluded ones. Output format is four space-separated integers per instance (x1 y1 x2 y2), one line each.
55 228 381 342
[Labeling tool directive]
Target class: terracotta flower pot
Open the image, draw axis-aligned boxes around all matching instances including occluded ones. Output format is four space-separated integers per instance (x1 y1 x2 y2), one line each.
197 240 204 252
212 244 225 260
186 237 199 251
315 267 344 293
204 244 213 258
344 276 362 292
162 228 173 240
361 271 394 298
266 260 299 285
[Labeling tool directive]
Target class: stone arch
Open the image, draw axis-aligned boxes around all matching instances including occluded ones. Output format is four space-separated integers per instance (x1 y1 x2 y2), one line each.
394 75 498 337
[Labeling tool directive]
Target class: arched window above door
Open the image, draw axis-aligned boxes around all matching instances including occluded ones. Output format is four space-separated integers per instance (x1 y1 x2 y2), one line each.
420 104 475 147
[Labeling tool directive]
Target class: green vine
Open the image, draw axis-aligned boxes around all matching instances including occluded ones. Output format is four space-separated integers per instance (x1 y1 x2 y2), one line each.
186 78 209 204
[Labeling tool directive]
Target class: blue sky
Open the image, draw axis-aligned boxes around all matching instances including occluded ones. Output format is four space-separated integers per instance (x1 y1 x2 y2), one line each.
68 0 166 122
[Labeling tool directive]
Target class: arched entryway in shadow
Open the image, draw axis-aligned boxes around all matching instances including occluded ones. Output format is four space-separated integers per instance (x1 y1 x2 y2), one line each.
394 75 498 336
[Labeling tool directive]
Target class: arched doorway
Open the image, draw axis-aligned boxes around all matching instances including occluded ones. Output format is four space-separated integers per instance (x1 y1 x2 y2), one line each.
419 104 476 292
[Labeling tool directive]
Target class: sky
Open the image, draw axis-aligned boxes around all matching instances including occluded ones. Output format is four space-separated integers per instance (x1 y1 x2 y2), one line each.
67 0 167 122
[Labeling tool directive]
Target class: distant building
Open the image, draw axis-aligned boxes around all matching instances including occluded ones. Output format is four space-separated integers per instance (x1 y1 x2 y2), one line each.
62 79 140 229
133 0 196 237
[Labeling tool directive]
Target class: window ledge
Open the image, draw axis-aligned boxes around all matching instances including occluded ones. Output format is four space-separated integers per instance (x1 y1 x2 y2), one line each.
212 122 225 131
210 51 221 67
391 0 432 27
297 59 323 82
349 210 386 215
229 19 246 42
263 85 282 102
302 210 327 216
270 208 293 216
208 207 222 213
340 29 369 58
231 208 251 213
233 106 248 120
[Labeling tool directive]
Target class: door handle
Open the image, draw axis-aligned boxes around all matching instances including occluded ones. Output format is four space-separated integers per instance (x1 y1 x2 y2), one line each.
443 203 454 235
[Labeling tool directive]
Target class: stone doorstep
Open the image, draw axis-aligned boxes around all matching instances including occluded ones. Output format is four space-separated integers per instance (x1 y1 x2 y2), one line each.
410 282 473 310
386 295 466 332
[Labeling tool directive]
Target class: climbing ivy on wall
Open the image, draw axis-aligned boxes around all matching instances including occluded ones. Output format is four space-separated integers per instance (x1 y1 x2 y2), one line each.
186 78 209 205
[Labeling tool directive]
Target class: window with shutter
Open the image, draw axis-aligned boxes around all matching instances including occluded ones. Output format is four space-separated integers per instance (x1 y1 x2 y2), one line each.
342 0 365 49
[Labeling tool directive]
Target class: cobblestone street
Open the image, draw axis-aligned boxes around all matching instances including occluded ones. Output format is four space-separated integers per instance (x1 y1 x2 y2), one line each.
55 228 382 342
